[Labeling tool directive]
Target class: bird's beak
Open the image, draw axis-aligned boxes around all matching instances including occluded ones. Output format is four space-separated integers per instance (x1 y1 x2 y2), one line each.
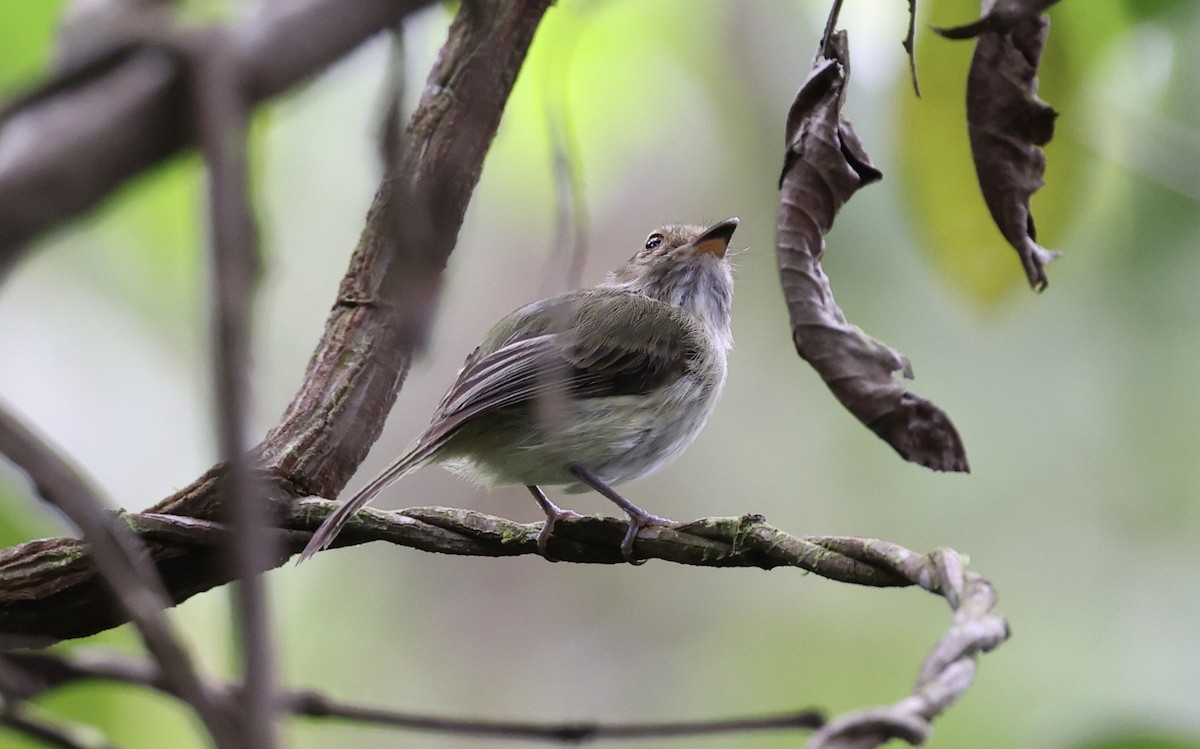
689 217 739 258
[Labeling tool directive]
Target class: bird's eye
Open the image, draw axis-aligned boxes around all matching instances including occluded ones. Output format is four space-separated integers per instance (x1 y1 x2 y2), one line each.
644 233 664 250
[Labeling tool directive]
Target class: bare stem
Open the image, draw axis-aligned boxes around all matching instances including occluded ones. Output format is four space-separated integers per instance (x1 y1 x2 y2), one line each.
191 30 277 749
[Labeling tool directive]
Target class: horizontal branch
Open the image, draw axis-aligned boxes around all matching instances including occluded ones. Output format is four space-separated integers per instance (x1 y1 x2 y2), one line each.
0 506 1008 748
289 501 920 584
3 649 825 743
0 502 944 641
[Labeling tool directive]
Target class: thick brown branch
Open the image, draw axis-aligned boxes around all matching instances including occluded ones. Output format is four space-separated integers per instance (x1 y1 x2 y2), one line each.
0 0 438 262
0 0 551 643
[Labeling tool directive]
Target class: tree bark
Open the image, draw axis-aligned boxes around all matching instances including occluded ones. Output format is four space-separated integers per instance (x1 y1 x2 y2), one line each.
0 0 553 643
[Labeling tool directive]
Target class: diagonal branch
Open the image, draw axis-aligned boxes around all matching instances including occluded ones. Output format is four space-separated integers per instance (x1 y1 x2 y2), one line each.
0 404 235 745
0 0 553 643
0 0 440 262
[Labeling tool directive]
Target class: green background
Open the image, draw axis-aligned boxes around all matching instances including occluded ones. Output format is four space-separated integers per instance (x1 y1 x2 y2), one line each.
1 1 1199 747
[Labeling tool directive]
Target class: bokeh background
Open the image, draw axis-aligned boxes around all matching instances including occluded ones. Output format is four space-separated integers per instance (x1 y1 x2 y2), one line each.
2 1 1199 747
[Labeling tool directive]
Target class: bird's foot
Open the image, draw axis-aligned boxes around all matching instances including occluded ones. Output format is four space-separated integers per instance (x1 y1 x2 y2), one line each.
618 510 674 565
566 465 675 565
527 485 580 561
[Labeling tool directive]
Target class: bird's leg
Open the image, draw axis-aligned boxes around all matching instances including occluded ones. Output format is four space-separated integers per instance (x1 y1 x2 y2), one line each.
526 485 580 560
567 465 674 564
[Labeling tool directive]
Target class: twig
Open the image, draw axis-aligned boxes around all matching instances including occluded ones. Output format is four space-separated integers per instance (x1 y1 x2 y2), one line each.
0 403 234 744
293 696 825 742
0 400 109 523
819 0 846 58
3 519 1007 749
190 30 277 749
376 26 407 172
807 551 1007 748
3 649 825 744
540 50 590 294
289 506 1010 748
904 0 921 96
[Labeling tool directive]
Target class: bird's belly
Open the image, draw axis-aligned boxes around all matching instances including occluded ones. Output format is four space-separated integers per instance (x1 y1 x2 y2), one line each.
440 371 723 491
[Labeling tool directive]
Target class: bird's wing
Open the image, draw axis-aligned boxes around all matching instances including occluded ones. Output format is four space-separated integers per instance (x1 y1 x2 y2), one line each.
302 292 702 561
422 290 701 443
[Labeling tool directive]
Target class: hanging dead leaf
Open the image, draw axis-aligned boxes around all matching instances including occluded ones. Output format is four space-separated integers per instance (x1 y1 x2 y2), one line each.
776 31 969 473
935 0 1062 291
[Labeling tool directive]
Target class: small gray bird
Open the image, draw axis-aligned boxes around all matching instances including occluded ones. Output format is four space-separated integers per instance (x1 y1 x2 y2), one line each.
299 218 739 563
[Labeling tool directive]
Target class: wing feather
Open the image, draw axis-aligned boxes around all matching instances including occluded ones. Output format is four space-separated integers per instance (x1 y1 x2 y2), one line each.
419 290 702 448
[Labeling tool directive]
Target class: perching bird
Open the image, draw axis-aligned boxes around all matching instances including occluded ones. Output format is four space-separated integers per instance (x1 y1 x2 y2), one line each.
299 218 739 563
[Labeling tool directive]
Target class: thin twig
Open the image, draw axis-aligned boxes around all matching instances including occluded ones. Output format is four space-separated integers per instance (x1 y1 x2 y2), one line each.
541 58 590 294
298 503 912 585
807 551 1008 749
0 403 234 744
820 0 846 58
904 0 921 96
4 523 1007 749
376 25 406 171
3 649 825 744
291 695 824 743
190 30 277 749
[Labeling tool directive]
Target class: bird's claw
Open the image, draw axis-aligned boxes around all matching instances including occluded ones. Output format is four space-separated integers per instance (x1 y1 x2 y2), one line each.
536 507 582 561
620 512 673 565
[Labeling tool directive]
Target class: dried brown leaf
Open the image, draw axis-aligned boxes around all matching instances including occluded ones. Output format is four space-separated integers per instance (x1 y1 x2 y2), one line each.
776 32 968 473
935 0 1062 291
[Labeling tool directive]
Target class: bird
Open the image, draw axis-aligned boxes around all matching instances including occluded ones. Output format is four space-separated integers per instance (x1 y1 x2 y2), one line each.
299 217 739 564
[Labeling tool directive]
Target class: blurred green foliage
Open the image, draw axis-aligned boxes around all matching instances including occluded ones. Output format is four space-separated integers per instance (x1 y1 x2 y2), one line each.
0 1 63 93
1076 736 1200 749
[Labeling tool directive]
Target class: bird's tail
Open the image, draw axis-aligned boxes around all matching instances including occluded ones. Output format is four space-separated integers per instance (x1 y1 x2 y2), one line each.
297 441 439 563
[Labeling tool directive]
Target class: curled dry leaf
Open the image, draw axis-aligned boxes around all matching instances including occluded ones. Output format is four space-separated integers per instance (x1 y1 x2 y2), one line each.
935 0 1062 291
776 32 968 473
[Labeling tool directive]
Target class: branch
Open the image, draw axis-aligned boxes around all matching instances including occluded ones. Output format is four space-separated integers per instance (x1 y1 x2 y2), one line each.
3 649 825 743
289 506 1009 748
1 508 1007 748
808 551 1007 748
0 404 235 744
0 0 553 643
0 0 439 262
190 29 278 748
285 502 916 582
